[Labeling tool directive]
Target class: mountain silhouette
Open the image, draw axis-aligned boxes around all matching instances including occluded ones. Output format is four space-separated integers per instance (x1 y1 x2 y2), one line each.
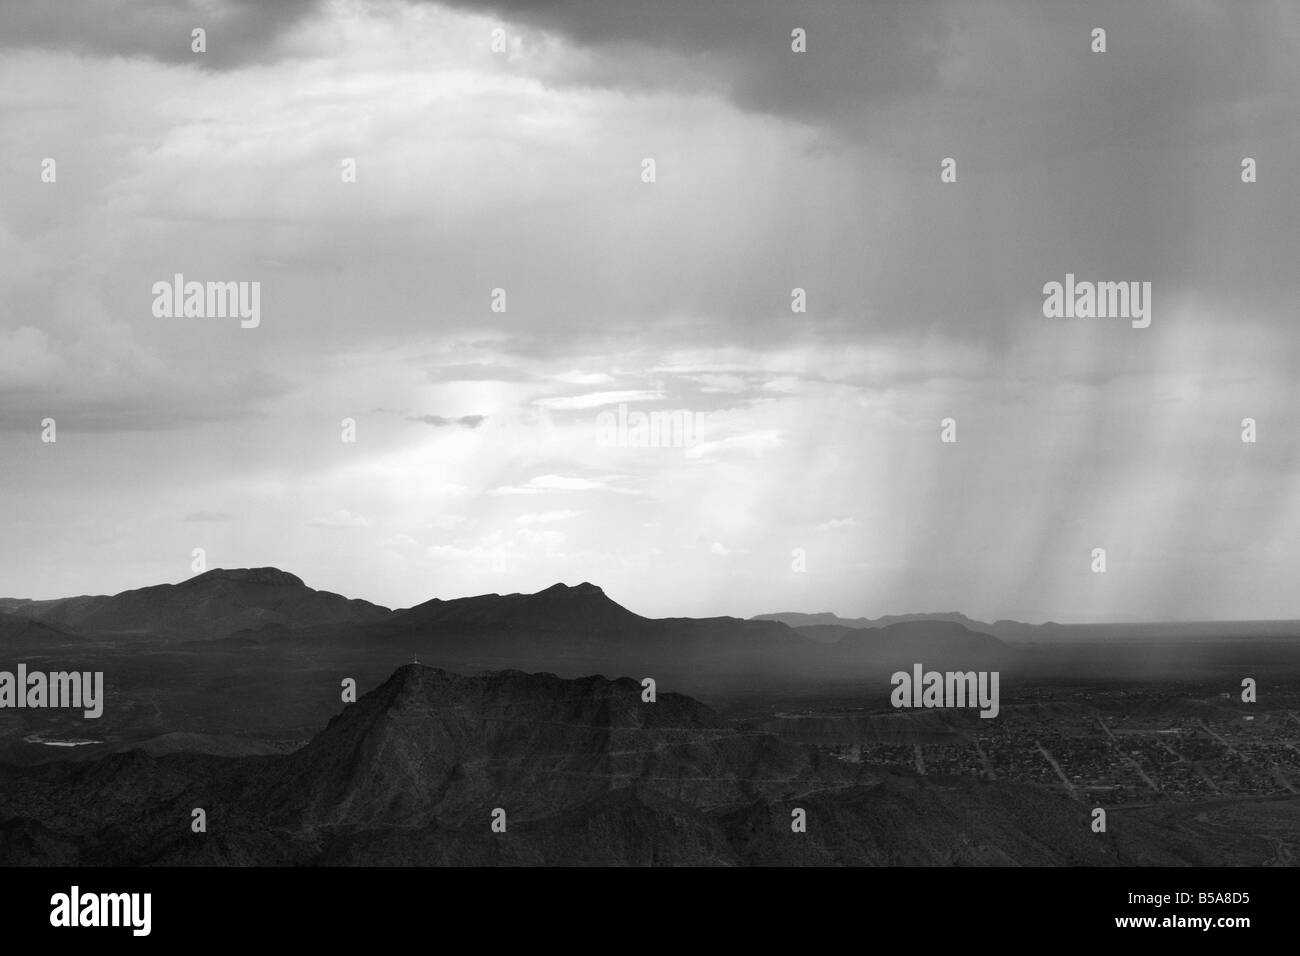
0 567 391 639
0 569 1017 689
239 663 875 830
387 581 644 633
820 620 1012 666
244 664 778 828
754 610 993 631
756 610 1020 662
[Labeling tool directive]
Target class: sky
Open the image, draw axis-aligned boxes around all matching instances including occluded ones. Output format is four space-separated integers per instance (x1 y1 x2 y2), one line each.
2 0 1299 622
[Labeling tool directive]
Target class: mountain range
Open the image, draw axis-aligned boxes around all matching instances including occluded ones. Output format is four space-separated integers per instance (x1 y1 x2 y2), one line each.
752 609 1300 644
0 568 1017 682
1 570 1295 865
11 567 1294 650
0 568 390 640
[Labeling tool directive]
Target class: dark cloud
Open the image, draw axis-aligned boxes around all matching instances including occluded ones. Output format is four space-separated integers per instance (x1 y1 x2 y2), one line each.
439 0 949 129
412 0 1300 348
0 0 320 69
436 0 1294 158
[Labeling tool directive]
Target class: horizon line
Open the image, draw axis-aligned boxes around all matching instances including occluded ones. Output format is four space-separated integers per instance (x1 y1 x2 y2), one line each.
7 565 1300 631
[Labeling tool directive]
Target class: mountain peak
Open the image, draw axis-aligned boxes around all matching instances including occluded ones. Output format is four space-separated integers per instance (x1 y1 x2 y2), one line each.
183 567 306 588
0 566 388 640
539 581 604 596
389 580 640 633
270 663 725 828
382 662 455 699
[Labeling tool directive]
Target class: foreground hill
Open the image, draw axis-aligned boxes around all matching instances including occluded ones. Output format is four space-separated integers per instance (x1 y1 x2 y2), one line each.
0 663 1255 866
242 665 842 829
0 568 391 640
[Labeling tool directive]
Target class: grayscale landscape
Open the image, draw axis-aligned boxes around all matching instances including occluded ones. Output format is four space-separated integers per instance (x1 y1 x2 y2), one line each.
3 0 1298 870
1 569 1297 865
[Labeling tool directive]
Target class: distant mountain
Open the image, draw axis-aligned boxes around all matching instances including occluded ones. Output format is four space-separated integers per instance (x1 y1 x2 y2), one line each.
778 620 1014 674
753 611 1300 644
353 584 821 686
820 620 1013 667
983 619 1300 644
755 610 1064 645
387 581 645 633
754 610 992 631
0 567 391 640
0 568 1016 680
0 595 105 628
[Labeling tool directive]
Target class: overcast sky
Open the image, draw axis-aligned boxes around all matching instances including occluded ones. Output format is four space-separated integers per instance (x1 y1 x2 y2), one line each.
3 0 1299 622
